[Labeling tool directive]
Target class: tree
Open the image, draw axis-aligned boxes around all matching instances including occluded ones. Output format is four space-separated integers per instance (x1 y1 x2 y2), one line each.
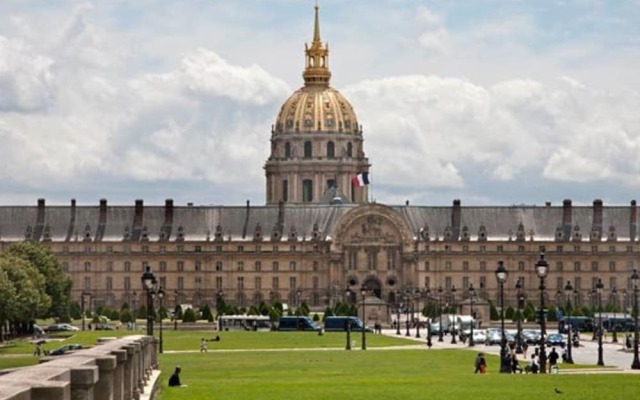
6 242 72 321
0 267 17 341
183 308 197 323
200 304 214 322
0 255 51 335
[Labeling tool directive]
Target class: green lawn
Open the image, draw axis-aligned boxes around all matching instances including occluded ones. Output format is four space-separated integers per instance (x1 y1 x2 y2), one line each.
157 349 640 400
3 330 640 400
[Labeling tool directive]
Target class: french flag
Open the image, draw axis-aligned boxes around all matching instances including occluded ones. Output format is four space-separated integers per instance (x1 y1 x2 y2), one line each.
351 172 370 187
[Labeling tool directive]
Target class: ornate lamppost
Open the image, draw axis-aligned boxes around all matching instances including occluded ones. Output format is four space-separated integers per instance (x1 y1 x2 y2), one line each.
515 279 524 354
80 291 91 331
345 287 352 350
396 290 402 335
535 251 549 374
141 265 157 336
415 288 422 338
469 284 476 347
631 269 640 369
405 289 411 337
496 261 510 373
438 286 444 342
611 286 619 343
360 285 367 350
564 280 574 364
450 285 457 344
596 278 605 366
132 291 138 329
157 287 165 353
174 290 179 331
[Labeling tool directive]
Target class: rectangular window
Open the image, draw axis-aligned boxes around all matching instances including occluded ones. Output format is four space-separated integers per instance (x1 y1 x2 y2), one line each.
160 246 166 254
312 276 319 289
107 261 113 272
367 249 378 270
313 261 319 271
195 261 202 272
282 180 289 202
462 276 469 289
159 276 166 289
289 261 296 271
159 261 167 272
273 261 279 272
142 261 149 272
289 277 297 290
237 246 244 253
424 276 430 289
255 277 262 290
178 277 184 290
479 276 486 292
124 276 131 290
195 276 202 290
425 261 430 271
445 276 452 289
84 261 91 272
591 245 598 253
591 261 598 272
462 261 469 272
273 277 279 290
518 245 525 252
445 261 452 271
479 261 486 272
107 246 113 253
556 261 563 272
237 261 244 271
195 245 202 253
106 277 113 291
215 277 223 290
557 245 563 253
574 246 581 253
574 262 581 272
497 245 503 253
518 261 525 272
609 246 616 253
216 261 223 271
142 246 149 253
255 261 262 272
387 249 396 270
348 251 357 270
302 179 313 202
84 277 91 290
177 261 184 272
216 245 222 252
609 261 616 272
62 262 69 272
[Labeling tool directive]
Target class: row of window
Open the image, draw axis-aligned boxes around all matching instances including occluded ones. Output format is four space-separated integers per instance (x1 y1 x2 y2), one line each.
427 244 635 253
424 260 629 273
281 140 353 159
61 243 638 256
72 260 322 273
83 275 319 293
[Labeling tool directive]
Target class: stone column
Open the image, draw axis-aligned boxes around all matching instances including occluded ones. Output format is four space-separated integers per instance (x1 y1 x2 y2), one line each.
70 365 98 400
93 355 117 400
110 350 127 400
123 345 136 400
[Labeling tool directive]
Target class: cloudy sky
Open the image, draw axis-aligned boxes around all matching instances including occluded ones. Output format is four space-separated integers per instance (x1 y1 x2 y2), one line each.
1 0 639 207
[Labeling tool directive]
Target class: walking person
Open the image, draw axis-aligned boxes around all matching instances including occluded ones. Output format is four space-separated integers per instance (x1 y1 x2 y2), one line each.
200 338 207 353
548 347 559 373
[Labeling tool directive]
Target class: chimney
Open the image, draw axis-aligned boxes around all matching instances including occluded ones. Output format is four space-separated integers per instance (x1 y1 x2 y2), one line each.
562 199 572 242
452 199 461 241
134 199 144 228
592 199 603 236
164 199 174 225
631 200 637 242
99 199 107 224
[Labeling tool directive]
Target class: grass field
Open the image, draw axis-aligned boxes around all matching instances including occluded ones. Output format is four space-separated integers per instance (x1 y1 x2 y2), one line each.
2 330 640 399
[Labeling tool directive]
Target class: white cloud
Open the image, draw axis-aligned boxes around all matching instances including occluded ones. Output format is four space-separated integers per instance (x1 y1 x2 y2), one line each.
416 6 450 55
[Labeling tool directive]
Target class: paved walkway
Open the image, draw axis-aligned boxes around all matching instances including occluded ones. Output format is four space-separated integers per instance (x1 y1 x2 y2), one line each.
379 328 640 374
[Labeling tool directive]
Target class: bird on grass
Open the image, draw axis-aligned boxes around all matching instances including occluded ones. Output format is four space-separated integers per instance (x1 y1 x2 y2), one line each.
555 388 563 394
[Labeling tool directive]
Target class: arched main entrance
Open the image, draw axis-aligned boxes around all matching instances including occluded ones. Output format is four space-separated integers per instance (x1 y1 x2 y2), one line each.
363 276 382 298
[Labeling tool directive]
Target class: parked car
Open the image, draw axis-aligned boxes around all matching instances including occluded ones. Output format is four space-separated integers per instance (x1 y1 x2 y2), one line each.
521 329 542 345
45 323 80 333
49 344 83 356
472 329 486 344
546 333 566 348
94 323 115 331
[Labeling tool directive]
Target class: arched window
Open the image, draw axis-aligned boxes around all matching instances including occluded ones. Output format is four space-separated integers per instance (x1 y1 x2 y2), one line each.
285 141 291 158
303 179 313 202
304 141 312 158
327 141 335 158
347 142 353 157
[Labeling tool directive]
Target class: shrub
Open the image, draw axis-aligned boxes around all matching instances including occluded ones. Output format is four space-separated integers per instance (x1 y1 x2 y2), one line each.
183 308 197 323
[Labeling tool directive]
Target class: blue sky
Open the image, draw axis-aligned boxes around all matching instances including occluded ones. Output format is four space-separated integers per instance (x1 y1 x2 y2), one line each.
0 0 639 207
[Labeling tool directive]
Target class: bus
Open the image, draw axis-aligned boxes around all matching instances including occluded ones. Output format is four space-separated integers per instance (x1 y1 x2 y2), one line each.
323 316 370 332
218 315 272 331
558 316 593 333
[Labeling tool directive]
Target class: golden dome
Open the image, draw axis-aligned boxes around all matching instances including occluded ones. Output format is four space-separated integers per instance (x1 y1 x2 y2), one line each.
274 86 359 134
273 3 360 135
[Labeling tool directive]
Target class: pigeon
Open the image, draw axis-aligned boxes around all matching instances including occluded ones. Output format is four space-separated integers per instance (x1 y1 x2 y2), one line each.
555 388 563 394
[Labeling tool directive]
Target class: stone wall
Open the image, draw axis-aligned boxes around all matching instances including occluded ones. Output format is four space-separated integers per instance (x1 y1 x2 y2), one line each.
0 335 158 400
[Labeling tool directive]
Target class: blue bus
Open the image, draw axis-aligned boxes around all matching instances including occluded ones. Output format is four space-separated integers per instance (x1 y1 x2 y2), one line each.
323 316 370 332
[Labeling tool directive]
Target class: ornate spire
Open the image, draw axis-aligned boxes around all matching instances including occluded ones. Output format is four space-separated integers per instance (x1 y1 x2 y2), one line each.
303 2 331 86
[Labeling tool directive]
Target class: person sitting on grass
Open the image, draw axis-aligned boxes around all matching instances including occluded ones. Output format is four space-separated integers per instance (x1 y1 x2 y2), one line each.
168 366 186 387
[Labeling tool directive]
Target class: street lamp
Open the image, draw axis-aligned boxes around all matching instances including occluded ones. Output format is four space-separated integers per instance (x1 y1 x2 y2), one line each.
132 291 138 329
360 285 367 350
495 260 510 373
80 291 91 331
157 287 165 354
596 278 605 366
611 286 619 343
515 279 524 354
469 284 476 347
345 288 352 350
564 280 574 364
141 265 157 336
415 288 422 338
535 251 549 374
174 290 179 331
438 286 444 342
631 269 640 369
395 290 402 335
405 290 411 337
450 285 457 344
